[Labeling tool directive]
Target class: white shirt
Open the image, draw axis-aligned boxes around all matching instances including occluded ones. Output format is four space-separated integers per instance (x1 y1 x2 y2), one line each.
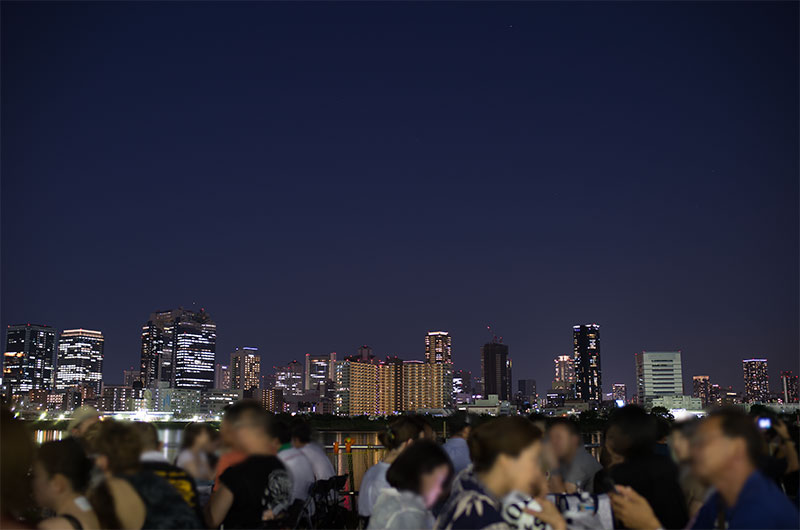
278 447 316 502
368 488 433 530
358 461 390 517
300 443 335 481
140 450 169 464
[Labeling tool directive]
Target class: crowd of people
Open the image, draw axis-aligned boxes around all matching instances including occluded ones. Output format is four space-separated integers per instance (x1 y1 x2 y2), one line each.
1 401 798 530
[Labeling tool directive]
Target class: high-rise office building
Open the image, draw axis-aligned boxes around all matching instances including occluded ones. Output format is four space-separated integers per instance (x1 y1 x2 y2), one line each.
742 359 769 403
139 309 180 387
56 329 104 394
454 369 472 395
172 309 216 390
612 383 627 402
230 347 260 393
305 352 336 391
518 379 537 401
3 324 58 397
573 324 602 403
262 387 284 413
552 354 576 396
139 308 216 389
425 331 452 364
377 356 403 415
692 375 711 407
334 359 378 415
635 351 683 407
214 363 230 389
274 360 303 396
481 342 511 401
781 371 798 403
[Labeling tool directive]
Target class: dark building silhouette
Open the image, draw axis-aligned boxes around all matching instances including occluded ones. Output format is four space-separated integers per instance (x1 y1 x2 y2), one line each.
573 324 602 403
481 342 511 401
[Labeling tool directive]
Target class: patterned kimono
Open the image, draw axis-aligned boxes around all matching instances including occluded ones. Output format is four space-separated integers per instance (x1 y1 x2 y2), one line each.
435 470 510 530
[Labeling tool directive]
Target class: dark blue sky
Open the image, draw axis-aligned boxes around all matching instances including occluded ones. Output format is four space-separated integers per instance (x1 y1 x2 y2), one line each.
2 2 797 394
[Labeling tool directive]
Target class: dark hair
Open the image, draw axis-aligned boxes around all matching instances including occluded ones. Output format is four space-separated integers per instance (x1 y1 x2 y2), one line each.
130 422 160 451
85 420 142 474
223 399 265 424
378 416 427 450
270 420 292 444
606 406 657 458
469 416 543 473
446 412 473 436
291 419 313 444
37 438 92 493
547 417 580 436
653 415 671 441
386 440 452 494
179 422 214 451
528 413 547 424
672 418 700 439
1 407 35 519
708 408 766 465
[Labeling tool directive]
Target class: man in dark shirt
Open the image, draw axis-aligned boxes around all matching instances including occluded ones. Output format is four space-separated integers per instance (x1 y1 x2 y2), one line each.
131 421 201 514
205 402 292 529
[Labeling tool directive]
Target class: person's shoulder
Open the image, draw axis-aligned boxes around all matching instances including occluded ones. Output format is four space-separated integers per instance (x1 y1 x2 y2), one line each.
441 489 504 528
690 491 720 529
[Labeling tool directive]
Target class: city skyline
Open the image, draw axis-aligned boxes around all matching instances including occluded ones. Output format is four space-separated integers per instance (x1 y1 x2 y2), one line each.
3 315 796 398
2 3 797 398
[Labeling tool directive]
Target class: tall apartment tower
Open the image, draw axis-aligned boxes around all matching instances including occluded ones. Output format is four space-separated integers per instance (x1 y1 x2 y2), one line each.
742 359 769 403
214 363 231 389
481 342 510 401
56 329 105 394
692 375 711 407
781 371 798 403
425 331 452 364
3 324 58 397
635 351 683 407
573 324 602 403
230 347 261 393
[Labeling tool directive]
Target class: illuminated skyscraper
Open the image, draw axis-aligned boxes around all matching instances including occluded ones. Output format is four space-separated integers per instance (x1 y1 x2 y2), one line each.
518 379 537 402
305 352 336 391
781 371 798 403
635 351 683 407
56 329 104 394
377 356 403 415
140 309 180 387
573 324 602 403
172 309 216 390
425 331 452 364
480 342 511 401
742 359 769 403
231 347 260 393
334 359 378 415
274 360 304 396
692 375 711 407
552 354 576 396
3 324 58 397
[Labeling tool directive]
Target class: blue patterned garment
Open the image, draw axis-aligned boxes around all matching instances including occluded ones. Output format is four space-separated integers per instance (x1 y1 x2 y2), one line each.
436 473 510 530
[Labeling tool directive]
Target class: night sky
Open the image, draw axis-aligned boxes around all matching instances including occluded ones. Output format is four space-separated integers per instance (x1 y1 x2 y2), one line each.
2 2 797 395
